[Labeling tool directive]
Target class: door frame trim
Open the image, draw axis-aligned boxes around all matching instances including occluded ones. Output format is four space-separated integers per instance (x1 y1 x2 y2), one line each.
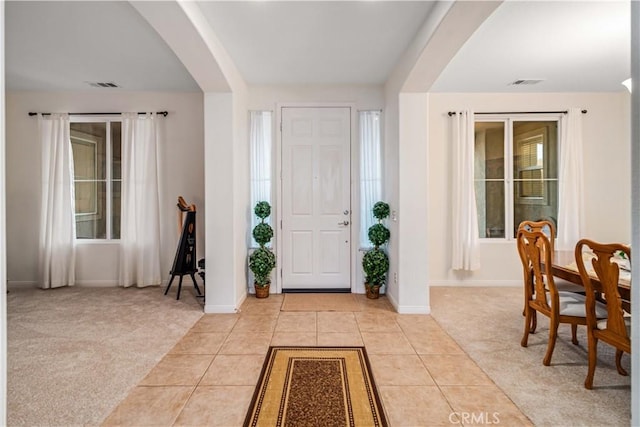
275 103 358 294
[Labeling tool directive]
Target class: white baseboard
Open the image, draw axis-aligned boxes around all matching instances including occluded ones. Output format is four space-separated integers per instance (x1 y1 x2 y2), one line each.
9 279 206 289
204 304 239 314
75 280 119 287
6 281 38 287
385 292 431 314
385 292 399 311
236 291 247 310
397 305 431 314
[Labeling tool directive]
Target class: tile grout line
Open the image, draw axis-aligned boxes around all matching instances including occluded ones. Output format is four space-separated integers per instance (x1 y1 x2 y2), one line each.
169 318 235 427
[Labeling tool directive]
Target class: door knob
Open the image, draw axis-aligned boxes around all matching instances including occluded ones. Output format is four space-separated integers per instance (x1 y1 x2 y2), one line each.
338 220 350 226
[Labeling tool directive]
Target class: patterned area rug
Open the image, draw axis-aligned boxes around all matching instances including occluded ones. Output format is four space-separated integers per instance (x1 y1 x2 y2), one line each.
245 347 387 427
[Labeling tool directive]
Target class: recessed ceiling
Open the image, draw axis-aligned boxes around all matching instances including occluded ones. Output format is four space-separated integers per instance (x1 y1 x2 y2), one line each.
5 1 200 91
196 1 436 85
3 1 632 92
431 1 630 92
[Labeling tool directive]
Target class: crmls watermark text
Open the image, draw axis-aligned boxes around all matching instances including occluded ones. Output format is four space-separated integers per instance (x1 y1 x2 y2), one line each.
449 412 501 425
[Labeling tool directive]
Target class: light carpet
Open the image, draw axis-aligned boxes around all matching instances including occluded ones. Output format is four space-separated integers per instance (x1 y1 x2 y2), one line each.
430 286 631 426
245 346 387 427
6 285 203 426
281 293 361 312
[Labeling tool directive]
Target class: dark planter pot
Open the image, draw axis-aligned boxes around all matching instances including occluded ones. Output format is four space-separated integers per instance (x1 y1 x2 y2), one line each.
365 284 381 299
255 283 270 298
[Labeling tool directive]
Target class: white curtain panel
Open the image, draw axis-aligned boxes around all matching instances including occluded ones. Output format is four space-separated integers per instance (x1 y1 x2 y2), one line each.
249 111 272 246
119 113 162 287
451 110 481 271
38 113 76 288
557 108 585 251
359 110 382 248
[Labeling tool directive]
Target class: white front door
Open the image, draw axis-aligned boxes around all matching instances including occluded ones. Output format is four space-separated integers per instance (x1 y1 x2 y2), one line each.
281 107 351 290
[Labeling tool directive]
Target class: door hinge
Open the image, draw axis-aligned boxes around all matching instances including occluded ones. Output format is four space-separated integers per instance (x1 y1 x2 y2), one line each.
280 268 283 278
280 220 283 229
280 121 283 132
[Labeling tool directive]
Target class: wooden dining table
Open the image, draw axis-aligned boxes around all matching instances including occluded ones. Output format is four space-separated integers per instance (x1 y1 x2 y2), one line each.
549 250 631 302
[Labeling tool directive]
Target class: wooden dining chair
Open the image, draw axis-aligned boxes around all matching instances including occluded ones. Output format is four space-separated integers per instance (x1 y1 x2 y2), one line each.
518 220 585 333
517 228 607 366
574 239 631 389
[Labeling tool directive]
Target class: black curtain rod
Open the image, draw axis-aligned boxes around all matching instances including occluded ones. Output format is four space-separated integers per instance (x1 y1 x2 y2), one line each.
447 110 587 116
28 111 168 117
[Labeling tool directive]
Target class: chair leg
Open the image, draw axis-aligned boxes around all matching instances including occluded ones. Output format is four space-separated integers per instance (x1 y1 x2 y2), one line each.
571 324 579 345
584 331 598 389
530 311 537 334
543 319 559 366
521 308 532 347
615 350 628 376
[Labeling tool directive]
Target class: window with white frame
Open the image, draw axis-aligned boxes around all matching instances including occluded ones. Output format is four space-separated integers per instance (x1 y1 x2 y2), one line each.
249 111 273 246
70 119 121 239
474 117 559 240
359 110 383 248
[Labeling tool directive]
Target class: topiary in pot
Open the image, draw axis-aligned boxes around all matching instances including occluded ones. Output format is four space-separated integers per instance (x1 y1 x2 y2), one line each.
363 248 389 292
363 201 390 299
249 201 276 298
249 247 276 286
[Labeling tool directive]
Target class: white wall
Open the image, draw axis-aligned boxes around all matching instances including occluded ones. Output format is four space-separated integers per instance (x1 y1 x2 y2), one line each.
248 85 384 111
630 4 640 419
204 93 237 312
397 93 430 313
5 91 205 287
382 89 400 306
427 92 631 285
1 3 8 423
233 88 250 309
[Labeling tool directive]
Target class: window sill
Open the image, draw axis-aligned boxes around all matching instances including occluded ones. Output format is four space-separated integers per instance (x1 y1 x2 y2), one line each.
479 238 515 244
75 239 120 245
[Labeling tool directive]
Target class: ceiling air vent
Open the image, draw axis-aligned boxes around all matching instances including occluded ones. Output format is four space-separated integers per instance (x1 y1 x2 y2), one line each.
509 79 544 86
86 81 120 88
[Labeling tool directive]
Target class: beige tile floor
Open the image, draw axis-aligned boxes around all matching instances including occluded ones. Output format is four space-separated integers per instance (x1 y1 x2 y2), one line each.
102 294 532 426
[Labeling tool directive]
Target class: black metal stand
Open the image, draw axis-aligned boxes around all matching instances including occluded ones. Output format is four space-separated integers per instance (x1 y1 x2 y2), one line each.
164 270 201 300
197 258 206 302
165 209 202 300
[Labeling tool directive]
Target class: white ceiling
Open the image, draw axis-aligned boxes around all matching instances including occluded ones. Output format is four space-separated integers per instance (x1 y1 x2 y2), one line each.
4 1 632 92
5 1 200 91
431 0 630 92
196 1 435 85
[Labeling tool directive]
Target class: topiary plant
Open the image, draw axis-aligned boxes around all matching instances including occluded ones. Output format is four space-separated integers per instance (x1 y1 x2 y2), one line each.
372 201 391 221
362 201 390 298
362 248 389 288
249 201 276 291
254 201 271 220
368 223 390 247
249 247 276 287
253 222 274 246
